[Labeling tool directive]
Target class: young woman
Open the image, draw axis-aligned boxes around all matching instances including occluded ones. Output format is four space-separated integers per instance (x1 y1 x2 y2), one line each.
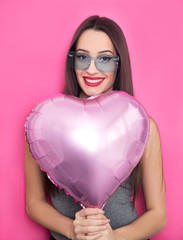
25 16 167 240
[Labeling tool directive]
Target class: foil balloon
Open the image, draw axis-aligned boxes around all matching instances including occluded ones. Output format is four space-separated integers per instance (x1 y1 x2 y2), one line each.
25 91 149 209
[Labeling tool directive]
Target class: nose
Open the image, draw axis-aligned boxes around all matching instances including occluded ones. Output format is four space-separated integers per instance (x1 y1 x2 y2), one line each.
86 60 99 74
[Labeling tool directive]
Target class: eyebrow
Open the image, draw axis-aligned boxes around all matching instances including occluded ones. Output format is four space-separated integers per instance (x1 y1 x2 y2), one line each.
76 49 114 54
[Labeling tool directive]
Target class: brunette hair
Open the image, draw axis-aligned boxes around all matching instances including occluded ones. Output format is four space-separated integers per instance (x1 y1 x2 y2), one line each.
46 15 141 205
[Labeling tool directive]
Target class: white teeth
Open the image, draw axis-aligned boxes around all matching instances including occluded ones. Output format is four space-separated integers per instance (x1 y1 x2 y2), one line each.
84 78 104 83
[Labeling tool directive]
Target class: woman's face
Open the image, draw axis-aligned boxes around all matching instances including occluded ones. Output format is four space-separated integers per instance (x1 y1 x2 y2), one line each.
75 29 118 98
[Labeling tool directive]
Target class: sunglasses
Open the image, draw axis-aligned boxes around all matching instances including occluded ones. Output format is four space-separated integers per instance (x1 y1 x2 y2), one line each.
68 51 119 72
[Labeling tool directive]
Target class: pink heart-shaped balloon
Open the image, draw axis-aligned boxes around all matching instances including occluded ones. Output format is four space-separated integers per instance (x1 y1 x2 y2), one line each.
25 91 149 209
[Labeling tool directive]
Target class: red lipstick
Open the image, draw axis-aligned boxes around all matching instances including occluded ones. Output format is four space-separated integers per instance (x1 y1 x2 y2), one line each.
83 76 105 87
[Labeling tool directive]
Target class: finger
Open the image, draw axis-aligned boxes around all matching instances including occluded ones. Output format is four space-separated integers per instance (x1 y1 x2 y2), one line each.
77 232 102 240
76 218 110 227
87 232 96 236
87 214 107 220
82 224 108 234
87 231 106 236
76 208 104 219
75 224 107 235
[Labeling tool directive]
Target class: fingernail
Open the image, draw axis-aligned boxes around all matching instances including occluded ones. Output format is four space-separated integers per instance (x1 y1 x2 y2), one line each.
99 210 104 213
106 219 110 223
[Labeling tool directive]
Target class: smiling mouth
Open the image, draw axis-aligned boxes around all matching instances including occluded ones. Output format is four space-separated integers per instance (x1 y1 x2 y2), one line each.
83 76 105 87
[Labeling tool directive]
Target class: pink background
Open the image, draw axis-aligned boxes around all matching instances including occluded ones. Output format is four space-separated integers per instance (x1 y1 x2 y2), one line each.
0 0 182 239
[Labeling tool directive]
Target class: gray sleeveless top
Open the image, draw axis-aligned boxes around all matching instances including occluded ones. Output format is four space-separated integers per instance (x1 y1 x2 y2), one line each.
50 176 138 240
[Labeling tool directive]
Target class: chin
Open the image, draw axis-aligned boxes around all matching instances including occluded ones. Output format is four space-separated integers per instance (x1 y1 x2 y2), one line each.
86 90 102 97
90 88 112 96
80 84 113 98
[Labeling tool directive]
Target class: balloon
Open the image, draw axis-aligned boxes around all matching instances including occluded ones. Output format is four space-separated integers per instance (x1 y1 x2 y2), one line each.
25 91 149 209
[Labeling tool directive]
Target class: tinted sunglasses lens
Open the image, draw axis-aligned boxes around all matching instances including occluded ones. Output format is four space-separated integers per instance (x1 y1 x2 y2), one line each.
96 57 119 72
75 54 90 70
68 52 89 70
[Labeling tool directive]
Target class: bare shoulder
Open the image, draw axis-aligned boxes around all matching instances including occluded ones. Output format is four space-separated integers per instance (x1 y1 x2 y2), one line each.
25 135 47 201
148 116 160 138
143 116 161 156
140 115 164 184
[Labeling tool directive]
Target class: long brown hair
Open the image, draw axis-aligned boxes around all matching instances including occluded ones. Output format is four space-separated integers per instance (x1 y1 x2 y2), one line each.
47 15 141 205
